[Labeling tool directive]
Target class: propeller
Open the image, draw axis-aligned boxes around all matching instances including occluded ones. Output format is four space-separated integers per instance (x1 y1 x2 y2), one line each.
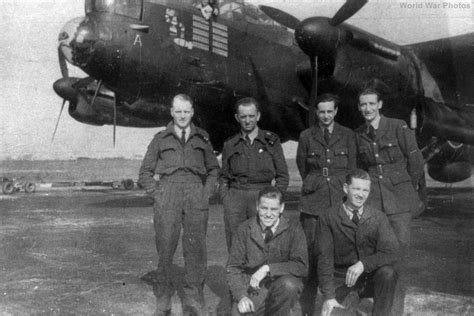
52 47 70 142
51 99 66 142
113 93 117 147
58 46 69 79
259 5 300 29
260 1 368 126
330 0 368 26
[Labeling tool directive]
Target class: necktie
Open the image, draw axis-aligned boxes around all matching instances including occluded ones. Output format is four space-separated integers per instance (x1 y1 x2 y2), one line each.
264 227 273 243
245 134 251 145
181 129 186 144
368 125 376 141
324 128 330 144
352 209 360 225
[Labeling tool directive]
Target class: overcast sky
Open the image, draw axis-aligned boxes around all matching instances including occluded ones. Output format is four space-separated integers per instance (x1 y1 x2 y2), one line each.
0 0 472 160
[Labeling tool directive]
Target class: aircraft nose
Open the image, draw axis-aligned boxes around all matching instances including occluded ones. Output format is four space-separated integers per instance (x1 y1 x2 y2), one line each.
58 17 85 66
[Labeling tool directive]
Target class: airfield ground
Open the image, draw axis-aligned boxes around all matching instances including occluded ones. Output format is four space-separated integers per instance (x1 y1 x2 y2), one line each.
0 159 472 315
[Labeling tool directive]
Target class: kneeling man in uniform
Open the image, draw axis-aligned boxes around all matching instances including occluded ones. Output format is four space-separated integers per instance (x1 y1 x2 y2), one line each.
226 186 308 315
318 169 401 316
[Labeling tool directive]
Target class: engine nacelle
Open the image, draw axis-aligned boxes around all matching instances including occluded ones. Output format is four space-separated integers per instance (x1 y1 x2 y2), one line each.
427 141 471 183
68 95 105 126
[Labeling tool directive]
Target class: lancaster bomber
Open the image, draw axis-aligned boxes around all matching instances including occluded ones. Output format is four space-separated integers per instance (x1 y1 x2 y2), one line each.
53 0 474 184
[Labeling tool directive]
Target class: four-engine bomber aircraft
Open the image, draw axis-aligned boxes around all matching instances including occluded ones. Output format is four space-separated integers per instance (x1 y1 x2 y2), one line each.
53 0 474 185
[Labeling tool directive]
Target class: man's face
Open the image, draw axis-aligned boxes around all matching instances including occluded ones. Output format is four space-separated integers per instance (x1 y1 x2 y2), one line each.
257 196 284 228
171 98 194 129
235 104 260 134
343 178 371 210
358 94 382 123
317 101 338 127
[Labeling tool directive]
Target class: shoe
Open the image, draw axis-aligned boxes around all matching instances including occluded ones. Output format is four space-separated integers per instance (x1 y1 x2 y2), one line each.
182 296 206 316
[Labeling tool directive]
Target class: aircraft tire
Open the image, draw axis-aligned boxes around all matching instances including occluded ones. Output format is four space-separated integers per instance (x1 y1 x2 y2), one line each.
2 181 14 194
25 182 36 193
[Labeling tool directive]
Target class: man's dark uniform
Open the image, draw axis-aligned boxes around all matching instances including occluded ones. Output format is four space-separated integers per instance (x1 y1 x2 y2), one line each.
138 123 219 312
318 204 400 315
220 130 289 251
355 116 424 250
296 122 356 303
226 216 308 315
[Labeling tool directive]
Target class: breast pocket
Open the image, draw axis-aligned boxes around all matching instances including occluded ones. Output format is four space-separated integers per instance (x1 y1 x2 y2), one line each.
334 147 348 167
379 140 403 163
189 143 206 167
160 143 181 167
256 146 275 178
306 149 323 169
228 149 246 174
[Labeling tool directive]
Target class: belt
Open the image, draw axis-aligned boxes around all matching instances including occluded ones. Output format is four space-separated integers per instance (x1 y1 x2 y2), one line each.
308 168 347 178
229 182 271 190
160 170 202 183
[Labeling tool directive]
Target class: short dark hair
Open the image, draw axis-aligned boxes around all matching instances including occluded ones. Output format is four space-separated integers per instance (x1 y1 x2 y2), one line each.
235 97 260 114
345 169 371 185
258 186 283 204
172 94 194 107
316 93 340 109
358 87 381 102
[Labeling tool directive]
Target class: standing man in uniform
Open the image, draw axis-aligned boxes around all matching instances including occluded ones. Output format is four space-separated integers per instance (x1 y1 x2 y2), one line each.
138 94 220 316
220 97 289 252
296 93 356 313
355 87 424 253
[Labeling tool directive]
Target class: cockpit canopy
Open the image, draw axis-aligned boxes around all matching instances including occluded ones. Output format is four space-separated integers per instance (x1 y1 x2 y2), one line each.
85 0 143 19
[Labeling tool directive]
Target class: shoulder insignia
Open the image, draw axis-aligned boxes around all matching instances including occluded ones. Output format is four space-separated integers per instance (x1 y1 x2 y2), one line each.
264 131 278 145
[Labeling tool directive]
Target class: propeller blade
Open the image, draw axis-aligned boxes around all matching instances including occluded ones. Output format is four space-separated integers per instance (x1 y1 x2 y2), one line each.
307 56 318 127
91 80 103 109
72 76 95 89
329 0 368 26
113 94 117 147
259 5 300 29
51 99 67 142
58 46 69 79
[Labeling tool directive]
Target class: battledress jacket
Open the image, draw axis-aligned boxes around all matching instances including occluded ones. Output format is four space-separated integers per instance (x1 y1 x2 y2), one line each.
138 122 219 208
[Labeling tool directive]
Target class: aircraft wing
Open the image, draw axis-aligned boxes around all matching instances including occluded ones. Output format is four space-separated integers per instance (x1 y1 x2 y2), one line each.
406 33 474 106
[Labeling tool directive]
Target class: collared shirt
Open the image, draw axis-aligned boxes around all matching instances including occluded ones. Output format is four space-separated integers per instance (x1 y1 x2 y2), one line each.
319 122 334 134
242 127 259 144
342 202 363 221
366 115 381 132
174 124 191 142
260 218 280 239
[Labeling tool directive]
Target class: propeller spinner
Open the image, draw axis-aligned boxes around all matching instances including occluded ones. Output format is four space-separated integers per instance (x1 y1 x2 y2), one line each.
260 0 368 126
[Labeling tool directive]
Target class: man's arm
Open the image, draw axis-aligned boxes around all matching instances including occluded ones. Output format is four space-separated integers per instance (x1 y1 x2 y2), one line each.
296 133 307 179
317 214 337 301
360 212 400 272
202 140 220 199
271 137 289 191
396 122 424 188
347 130 357 171
138 136 160 194
218 142 231 194
226 226 250 302
267 221 308 277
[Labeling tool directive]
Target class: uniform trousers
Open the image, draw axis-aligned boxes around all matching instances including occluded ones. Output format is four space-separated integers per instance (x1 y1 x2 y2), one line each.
153 180 208 311
232 275 303 316
223 188 259 251
333 265 400 316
